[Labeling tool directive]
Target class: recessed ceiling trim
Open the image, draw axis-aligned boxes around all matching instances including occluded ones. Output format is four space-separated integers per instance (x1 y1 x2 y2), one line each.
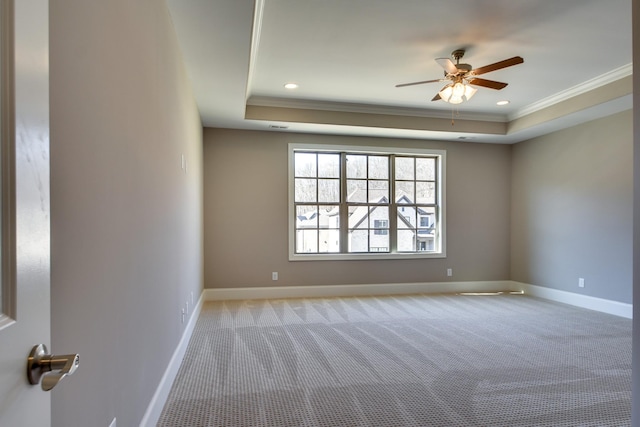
245 104 507 135
510 63 632 120
508 77 632 134
247 96 507 122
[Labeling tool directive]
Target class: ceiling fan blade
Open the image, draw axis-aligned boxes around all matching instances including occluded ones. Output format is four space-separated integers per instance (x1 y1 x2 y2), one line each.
431 93 442 101
467 77 509 90
471 56 524 76
395 79 443 88
435 57 458 75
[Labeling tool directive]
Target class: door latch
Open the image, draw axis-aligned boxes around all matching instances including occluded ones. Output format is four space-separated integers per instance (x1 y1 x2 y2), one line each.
27 344 80 391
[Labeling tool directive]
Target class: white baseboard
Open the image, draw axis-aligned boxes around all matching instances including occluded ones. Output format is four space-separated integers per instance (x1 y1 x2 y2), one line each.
513 281 632 319
204 281 632 319
139 292 204 427
204 280 516 301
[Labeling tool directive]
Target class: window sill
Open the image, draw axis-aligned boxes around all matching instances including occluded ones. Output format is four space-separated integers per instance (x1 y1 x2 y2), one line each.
289 252 446 261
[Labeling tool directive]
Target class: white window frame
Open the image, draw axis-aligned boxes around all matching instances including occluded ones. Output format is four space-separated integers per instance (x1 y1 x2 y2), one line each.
289 143 446 261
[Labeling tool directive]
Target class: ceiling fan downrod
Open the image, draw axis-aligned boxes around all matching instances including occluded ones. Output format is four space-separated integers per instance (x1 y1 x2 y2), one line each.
451 49 465 64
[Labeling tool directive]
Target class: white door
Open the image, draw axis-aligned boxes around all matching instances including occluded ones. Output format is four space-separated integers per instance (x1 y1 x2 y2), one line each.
0 0 52 426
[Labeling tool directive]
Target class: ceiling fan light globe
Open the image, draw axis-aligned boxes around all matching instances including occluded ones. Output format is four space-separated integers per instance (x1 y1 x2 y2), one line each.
438 84 454 101
452 82 465 98
464 85 477 100
438 82 477 104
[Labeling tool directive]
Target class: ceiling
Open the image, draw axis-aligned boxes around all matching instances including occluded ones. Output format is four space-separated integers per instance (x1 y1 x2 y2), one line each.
165 0 632 144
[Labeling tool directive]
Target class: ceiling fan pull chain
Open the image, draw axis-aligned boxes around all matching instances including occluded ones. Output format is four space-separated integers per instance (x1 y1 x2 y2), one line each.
451 106 461 126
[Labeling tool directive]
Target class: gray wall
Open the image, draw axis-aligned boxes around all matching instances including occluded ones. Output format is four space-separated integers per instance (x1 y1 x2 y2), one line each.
204 128 512 288
511 110 633 304
50 1 203 426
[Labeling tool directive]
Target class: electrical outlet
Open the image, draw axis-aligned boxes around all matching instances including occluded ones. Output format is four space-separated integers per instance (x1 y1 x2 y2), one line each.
578 278 585 288
272 272 278 281
181 308 185 323
447 268 453 277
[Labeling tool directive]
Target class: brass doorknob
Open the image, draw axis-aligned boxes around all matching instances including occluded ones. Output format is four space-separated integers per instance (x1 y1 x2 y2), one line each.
27 344 80 391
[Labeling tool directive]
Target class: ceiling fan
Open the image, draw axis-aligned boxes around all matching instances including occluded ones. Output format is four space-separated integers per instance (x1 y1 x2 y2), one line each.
396 49 524 104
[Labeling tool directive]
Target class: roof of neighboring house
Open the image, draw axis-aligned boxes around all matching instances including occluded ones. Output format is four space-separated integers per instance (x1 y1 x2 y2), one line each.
296 191 434 229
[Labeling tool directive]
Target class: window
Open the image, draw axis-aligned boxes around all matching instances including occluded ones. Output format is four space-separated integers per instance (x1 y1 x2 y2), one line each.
373 219 388 235
289 144 446 260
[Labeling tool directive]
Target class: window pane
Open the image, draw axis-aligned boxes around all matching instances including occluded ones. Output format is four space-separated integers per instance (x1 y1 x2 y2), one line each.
296 229 317 253
348 229 368 252
296 205 317 227
295 178 316 202
318 178 340 203
347 179 366 202
395 157 414 180
416 181 436 204
416 157 435 181
368 180 389 203
319 229 340 253
369 230 389 252
368 156 388 179
397 208 416 229
318 153 340 178
295 152 316 177
397 229 416 252
346 154 366 178
319 205 339 228
395 181 414 203
348 206 368 229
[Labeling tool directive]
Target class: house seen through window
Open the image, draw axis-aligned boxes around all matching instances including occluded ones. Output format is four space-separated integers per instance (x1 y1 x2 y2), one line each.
289 144 446 260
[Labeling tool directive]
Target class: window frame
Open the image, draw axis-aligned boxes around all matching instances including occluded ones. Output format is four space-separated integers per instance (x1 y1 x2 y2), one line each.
288 143 446 261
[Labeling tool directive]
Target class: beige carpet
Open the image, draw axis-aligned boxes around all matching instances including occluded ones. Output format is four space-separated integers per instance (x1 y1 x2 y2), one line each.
158 293 631 426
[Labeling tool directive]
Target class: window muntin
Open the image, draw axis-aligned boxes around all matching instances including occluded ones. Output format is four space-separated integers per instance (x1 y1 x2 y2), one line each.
290 144 445 260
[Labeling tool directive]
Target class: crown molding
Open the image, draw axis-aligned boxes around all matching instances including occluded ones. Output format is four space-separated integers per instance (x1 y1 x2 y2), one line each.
510 63 633 120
